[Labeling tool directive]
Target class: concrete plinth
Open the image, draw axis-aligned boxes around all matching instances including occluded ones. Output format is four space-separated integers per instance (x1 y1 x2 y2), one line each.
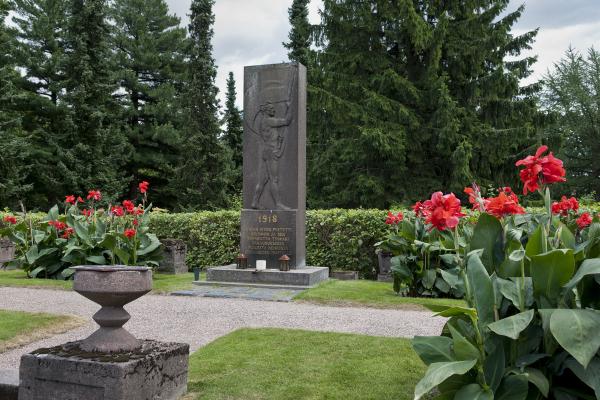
206 264 328 288
0 369 18 400
19 340 189 400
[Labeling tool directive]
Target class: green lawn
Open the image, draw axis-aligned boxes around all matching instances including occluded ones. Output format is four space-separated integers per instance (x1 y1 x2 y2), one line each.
295 279 465 310
0 269 196 294
185 328 425 400
0 310 83 352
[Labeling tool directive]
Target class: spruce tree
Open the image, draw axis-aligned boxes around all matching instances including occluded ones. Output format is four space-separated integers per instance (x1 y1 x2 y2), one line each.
112 0 187 206
306 0 542 208
60 0 130 200
283 0 311 66
222 71 243 191
0 0 32 208
174 0 231 210
10 0 71 207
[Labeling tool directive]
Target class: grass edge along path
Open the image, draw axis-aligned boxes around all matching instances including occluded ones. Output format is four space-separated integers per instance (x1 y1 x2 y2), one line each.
295 279 465 310
183 328 426 400
0 310 85 353
0 269 195 294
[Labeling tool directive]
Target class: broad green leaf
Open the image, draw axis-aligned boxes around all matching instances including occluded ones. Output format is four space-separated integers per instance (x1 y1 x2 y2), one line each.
86 255 107 265
496 374 529 400
33 230 46 244
483 344 505 392
449 325 480 361
412 336 454 364
488 310 535 339
440 269 461 288
564 258 600 290
470 213 503 273
558 223 576 249
454 384 493 400
433 306 477 319
530 249 575 308
114 247 130 265
414 359 477 400
497 277 533 312
73 220 90 242
30 266 45 278
524 368 549 397
25 245 39 264
525 225 545 259
565 357 600 398
549 309 600 368
137 233 162 256
47 205 59 221
466 253 495 328
422 269 436 289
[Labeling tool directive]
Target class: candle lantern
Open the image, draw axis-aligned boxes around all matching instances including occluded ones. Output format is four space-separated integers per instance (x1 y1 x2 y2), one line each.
279 255 290 272
236 253 248 270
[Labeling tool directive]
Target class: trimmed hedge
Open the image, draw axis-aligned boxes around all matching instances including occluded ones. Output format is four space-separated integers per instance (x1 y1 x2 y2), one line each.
148 209 387 277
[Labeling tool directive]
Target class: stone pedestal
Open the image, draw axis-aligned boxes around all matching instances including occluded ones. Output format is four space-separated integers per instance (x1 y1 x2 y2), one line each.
19 340 189 400
206 264 328 288
158 239 188 274
0 238 15 268
377 252 393 282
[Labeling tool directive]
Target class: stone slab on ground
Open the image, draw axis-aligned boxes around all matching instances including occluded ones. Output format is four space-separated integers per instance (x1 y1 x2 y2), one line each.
207 264 328 287
0 369 18 400
19 340 189 400
173 285 303 302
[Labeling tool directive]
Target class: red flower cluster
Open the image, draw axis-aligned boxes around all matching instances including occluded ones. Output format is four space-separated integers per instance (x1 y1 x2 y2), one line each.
577 212 593 230
422 192 465 231
3 215 17 225
385 211 404 225
87 190 102 201
65 195 76 205
412 201 429 217
464 185 489 211
82 209 94 217
515 145 566 194
485 189 526 218
124 229 136 239
110 205 125 217
48 220 67 230
551 196 579 216
62 227 75 239
138 181 149 194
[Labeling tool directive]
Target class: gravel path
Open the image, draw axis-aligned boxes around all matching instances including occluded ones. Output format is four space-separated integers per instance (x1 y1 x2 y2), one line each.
0 287 445 369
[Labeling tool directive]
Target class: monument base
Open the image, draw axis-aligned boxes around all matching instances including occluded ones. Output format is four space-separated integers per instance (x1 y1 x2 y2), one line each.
206 264 328 288
19 340 189 400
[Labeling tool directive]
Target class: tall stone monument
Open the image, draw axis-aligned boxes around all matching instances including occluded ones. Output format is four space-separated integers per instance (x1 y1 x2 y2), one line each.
204 62 328 288
240 62 306 269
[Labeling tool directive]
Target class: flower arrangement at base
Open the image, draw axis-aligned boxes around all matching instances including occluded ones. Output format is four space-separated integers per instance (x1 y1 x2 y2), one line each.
0 182 162 280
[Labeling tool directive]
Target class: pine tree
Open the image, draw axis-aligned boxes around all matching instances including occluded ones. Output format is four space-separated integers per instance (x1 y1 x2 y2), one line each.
112 0 187 206
222 71 243 191
0 0 32 208
10 0 71 207
283 0 311 66
60 0 130 201
174 0 231 210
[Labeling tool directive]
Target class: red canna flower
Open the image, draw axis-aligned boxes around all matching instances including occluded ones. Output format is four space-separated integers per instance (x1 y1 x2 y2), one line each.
77 196 84 203
65 195 76 204
138 181 149 194
412 201 429 217
133 219 139 226
515 145 566 195
423 192 465 231
82 209 94 217
111 205 125 217
62 227 75 239
3 215 17 225
464 184 489 211
576 212 593 230
87 190 102 201
551 196 579 216
48 220 66 231
122 200 135 213
132 206 144 216
485 191 526 218
385 211 403 225
124 229 136 239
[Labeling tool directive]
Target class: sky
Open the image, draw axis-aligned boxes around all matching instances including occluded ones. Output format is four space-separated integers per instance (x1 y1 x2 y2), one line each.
165 0 600 108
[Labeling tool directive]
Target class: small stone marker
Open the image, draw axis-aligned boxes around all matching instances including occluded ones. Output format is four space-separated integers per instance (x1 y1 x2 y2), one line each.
158 239 188 274
0 238 15 268
240 62 307 269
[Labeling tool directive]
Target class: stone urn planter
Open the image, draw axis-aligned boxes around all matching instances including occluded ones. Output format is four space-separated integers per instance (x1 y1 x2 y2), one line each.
73 266 152 353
